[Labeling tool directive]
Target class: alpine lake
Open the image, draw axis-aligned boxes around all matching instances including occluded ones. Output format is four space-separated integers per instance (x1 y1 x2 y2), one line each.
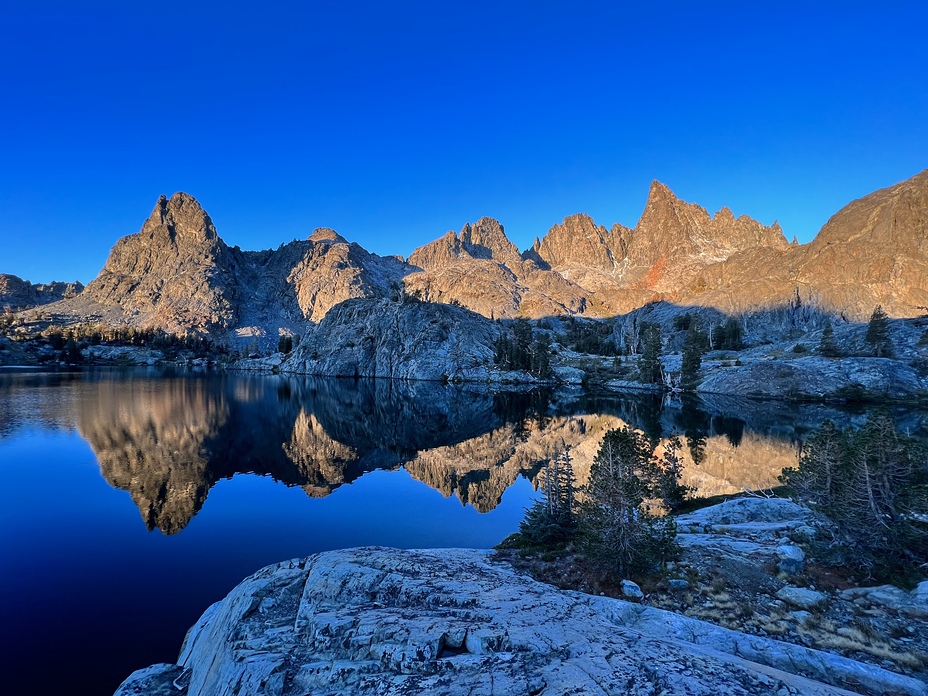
2 367 926 695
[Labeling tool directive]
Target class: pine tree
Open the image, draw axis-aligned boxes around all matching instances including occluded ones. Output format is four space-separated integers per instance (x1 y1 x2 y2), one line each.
680 320 707 391
658 436 692 512
519 447 577 546
637 324 663 384
579 426 679 578
818 322 841 358
865 305 893 357
61 334 82 364
780 414 927 575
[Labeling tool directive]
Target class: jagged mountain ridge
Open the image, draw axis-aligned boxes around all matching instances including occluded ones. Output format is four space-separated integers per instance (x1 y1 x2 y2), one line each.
408 170 926 321
0 274 84 311
29 168 928 343
44 193 410 340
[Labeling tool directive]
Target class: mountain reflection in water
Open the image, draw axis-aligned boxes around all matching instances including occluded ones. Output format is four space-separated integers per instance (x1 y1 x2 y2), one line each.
2 369 913 534
2 369 927 696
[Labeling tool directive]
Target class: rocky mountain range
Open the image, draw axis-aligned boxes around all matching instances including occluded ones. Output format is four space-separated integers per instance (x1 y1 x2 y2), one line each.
12 168 928 345
0 274 83 311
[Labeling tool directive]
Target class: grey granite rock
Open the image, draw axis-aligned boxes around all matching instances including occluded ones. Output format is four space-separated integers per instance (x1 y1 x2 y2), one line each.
281 298 501 382
776 586 828 610
115 664 187 695
840 585 928 619
776 545 805 575
915 580 928 603
697 356 926 400
117 547 927 696
620 579 644 599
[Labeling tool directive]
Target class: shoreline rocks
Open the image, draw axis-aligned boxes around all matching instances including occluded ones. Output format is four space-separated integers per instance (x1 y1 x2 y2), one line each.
116 544 927 696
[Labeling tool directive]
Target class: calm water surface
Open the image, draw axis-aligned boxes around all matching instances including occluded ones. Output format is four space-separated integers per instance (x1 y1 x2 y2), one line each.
1 368 925 695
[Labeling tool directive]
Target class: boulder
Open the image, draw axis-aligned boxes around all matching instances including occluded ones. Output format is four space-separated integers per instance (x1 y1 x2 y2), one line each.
115 664 187 695
620 579 644 599
776 587 828 611
840 585 928 619
776 545 805 576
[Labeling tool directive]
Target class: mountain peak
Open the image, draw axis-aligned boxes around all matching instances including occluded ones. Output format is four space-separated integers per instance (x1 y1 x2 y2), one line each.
533 213 621 273
459 217 519 263
409 217 520 271
647 180 677 202
143 192 217 243
308 228 347 244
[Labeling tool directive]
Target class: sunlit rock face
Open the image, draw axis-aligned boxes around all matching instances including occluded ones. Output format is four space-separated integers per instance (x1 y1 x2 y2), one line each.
404 216 594 319
29 169 928 363
689 169 928 319
76 193 240 334
42 194 411 347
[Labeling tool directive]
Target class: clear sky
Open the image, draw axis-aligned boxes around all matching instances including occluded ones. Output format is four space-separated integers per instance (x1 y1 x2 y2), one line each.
2 1 927 284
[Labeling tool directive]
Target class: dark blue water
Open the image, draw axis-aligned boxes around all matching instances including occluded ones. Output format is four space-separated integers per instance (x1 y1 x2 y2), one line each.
1 368 925 695
0 370 540 695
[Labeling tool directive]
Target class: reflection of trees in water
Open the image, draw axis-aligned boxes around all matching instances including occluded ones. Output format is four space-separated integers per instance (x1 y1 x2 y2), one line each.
46 369 928 533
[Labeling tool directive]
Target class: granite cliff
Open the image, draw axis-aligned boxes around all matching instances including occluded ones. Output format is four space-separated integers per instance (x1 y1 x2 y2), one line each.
280 298 500 381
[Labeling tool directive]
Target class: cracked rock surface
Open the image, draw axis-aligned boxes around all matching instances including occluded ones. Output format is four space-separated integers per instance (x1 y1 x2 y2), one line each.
116 547 926 696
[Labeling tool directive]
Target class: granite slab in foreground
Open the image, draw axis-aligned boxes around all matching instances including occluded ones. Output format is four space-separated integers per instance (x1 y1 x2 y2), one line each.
116 547 927 696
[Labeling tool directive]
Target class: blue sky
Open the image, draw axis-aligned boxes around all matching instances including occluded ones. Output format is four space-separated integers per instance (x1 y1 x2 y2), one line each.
2 1 927 283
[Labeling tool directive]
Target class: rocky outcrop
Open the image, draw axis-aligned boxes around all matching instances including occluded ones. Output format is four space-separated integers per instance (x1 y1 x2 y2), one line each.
696 356 927 400
0 273 83 310
115 545 926 696
281 298 501 381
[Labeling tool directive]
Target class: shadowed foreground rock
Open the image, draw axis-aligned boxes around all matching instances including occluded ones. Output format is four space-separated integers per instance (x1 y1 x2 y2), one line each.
115 548 926 696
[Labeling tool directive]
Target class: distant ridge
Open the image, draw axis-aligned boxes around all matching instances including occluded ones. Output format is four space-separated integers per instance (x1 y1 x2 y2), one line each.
18 168 928 344
0 273 83 311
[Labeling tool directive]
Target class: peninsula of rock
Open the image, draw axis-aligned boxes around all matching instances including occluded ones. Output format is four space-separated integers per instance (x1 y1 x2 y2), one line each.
115 536 928 696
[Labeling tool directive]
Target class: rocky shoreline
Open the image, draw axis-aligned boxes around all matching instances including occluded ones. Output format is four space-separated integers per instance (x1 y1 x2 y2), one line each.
116 500 928 696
